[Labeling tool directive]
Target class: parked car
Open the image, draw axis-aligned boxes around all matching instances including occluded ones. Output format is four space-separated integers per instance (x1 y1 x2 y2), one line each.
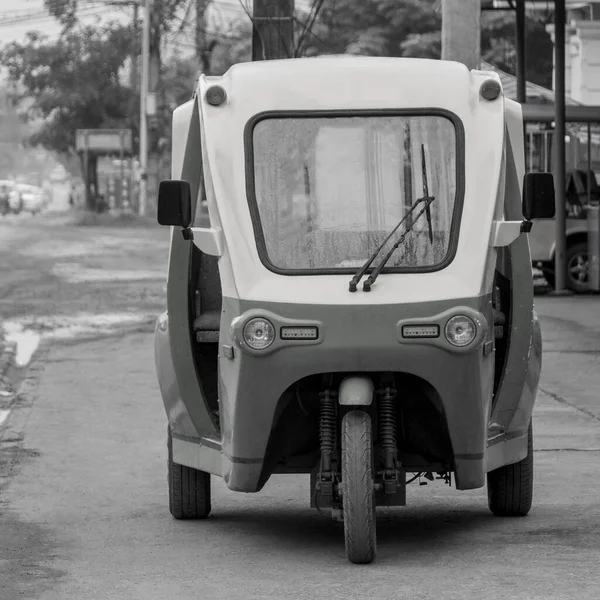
16 183 45 215
0 179 22 215
529 169 600 293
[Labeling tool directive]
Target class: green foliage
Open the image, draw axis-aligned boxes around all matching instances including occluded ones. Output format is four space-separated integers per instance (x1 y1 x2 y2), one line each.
1 24 137 154
307 0 440 56
481 11 554 89
311 1 553 89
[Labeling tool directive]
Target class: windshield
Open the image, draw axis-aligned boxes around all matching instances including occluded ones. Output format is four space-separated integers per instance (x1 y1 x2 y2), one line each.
248 112 462 273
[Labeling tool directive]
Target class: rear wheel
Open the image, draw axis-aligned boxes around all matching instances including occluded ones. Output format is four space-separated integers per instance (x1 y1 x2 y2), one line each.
566 242 590 293
167 426 211 519
341 410 376 564
487 421 533 517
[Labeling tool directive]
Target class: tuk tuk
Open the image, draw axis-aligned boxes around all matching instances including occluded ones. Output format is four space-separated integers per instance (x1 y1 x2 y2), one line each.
154 56 555 564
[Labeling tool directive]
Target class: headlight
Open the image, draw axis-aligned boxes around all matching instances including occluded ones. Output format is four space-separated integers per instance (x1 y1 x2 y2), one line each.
444 315 476 347
242 317 275 350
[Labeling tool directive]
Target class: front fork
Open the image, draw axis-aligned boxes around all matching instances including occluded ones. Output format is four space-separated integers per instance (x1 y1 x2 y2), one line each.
376 385 402 495
314 379 406 518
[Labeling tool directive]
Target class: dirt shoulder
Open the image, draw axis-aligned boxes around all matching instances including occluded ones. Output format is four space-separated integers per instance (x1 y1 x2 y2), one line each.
0 212 170 326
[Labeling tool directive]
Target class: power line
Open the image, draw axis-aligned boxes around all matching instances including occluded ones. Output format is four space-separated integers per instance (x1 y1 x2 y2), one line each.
0 5 113 26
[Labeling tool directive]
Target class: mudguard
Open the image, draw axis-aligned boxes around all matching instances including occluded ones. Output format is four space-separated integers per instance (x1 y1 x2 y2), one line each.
338 376 374 406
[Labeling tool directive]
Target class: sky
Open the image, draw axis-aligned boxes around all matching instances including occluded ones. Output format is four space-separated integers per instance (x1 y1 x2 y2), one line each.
0 0 275 84
0 0 309 47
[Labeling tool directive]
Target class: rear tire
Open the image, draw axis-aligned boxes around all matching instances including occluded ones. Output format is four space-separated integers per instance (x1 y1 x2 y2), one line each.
341 410 376 564
487 421 533 517
167 426 211 519
566 242 590 294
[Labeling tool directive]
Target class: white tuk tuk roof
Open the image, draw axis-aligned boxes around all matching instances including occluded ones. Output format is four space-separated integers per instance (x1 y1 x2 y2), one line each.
174 56 514 305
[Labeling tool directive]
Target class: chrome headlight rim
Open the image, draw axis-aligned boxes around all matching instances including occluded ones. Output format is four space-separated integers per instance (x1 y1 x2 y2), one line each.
242 317 276 351
444 314 477 348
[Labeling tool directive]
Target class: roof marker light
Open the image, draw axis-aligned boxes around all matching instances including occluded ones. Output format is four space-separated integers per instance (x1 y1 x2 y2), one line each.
480 79 501 101
206 85 227 106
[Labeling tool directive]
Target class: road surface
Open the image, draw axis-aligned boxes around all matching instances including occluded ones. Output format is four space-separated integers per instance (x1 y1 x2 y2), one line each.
1 213 600 598
1 317 600 599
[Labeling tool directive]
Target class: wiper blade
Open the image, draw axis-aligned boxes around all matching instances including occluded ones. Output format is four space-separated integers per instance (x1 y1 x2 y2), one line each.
362 194 435 291
348 195 431 293
362 145 436 292
421 144 434 244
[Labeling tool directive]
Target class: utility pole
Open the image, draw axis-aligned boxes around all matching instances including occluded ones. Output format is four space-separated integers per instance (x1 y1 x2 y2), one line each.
553 0 568 292
131 2 139 92
441 0 481 70
252 0 294 61
139 0 150 217
515 0 526 104
195 0 212 73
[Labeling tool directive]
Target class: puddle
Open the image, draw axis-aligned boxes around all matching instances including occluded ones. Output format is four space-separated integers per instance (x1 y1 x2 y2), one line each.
2 312 157 367
52 262 165 283
3 323 41 367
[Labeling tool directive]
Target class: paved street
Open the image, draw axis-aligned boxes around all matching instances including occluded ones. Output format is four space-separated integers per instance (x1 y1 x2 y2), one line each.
1 215 600 598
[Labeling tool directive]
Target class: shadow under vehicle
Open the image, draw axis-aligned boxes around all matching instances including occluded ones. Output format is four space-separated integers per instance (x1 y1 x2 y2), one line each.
153 56 555 564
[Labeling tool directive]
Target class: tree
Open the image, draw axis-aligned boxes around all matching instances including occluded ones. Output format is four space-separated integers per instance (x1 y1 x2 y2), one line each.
310 1 554 89
481 10 554 89
1 24 137 210
307 0 441 57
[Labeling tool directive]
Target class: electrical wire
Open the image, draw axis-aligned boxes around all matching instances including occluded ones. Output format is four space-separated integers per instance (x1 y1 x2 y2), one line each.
0 4 115 27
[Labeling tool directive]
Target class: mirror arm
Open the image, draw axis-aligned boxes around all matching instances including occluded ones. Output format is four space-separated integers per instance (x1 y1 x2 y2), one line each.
520 219 533 233
181 227 194 241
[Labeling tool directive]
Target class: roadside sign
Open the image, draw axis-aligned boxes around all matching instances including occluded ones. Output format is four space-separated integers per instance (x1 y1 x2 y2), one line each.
75 129 133 153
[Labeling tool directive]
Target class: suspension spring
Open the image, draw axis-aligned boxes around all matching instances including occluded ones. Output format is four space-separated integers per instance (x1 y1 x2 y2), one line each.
319 389 336 477
378 386 397 473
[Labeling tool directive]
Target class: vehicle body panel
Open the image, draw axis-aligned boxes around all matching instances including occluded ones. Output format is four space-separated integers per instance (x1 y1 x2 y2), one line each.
154 56 540 495
529 217 587 262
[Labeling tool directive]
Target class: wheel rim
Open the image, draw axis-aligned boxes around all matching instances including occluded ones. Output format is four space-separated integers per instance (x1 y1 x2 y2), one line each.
568 252 589 287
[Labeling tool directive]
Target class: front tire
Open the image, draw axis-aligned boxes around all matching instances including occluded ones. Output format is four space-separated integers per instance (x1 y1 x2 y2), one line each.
487 421 533 517
167 426 211 519
341 410 376 564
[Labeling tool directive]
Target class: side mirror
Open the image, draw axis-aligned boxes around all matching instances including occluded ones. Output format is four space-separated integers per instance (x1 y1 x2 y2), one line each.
522 172 555 220
157 179 192 227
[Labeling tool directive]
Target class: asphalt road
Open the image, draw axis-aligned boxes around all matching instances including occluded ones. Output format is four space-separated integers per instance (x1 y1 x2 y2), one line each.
1 213 600 598
1 316 600 599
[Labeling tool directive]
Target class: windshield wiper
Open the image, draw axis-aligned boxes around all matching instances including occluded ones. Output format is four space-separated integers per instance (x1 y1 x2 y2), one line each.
348 194 432 292
362 194 435 291
421 144 434 244
348 143 435 293
361 144 435 292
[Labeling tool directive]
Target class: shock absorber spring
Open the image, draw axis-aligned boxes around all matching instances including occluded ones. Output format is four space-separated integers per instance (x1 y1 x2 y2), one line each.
319 389 336 476
378 386 397 473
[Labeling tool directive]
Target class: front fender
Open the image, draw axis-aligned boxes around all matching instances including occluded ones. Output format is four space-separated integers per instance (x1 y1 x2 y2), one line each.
338 376 374 406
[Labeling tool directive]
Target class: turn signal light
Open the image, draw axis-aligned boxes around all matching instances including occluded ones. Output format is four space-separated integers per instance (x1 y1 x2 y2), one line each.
280 326 319 340
401 324 440 339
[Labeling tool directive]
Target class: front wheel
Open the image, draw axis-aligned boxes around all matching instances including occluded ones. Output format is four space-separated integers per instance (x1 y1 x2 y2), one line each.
341 410 376 564
487 421 533 517
167 426 211 519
